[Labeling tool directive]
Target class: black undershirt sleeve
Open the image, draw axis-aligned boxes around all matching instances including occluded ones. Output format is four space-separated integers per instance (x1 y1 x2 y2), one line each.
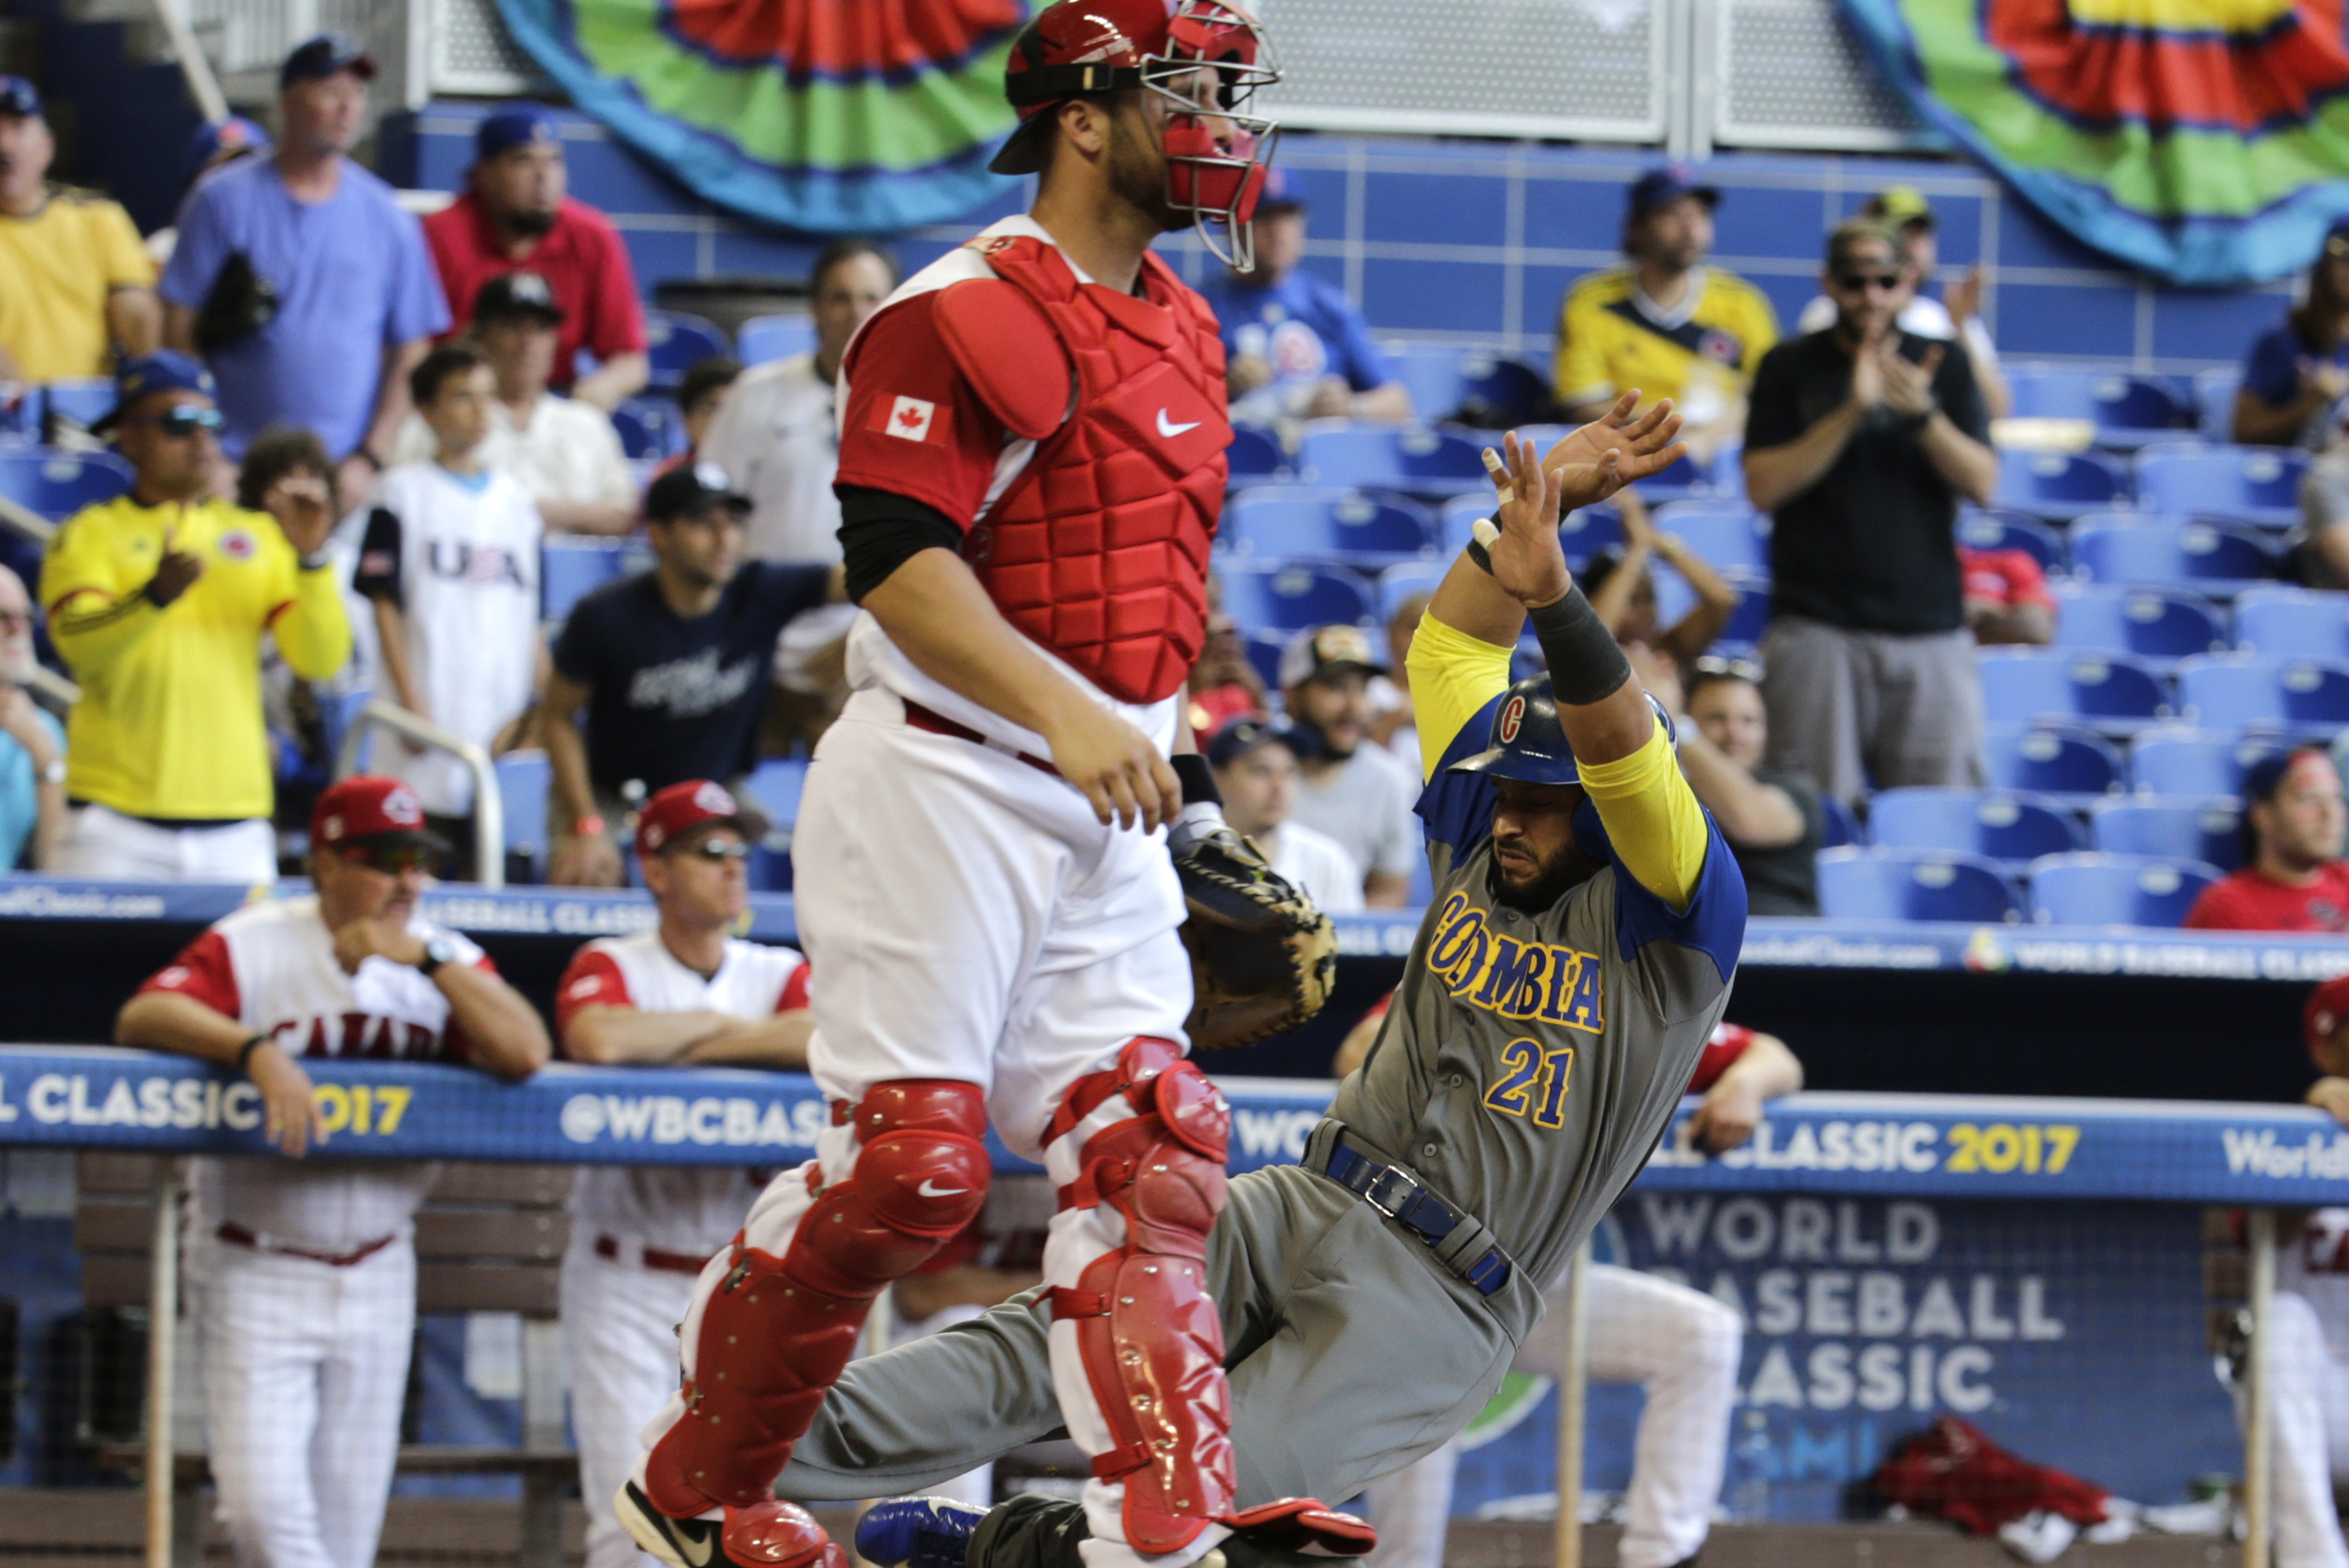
838 485 966 604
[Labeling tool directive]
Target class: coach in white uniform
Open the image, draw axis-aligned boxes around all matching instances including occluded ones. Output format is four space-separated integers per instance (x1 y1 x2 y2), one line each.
115 774 550 1568
555 778 816 1568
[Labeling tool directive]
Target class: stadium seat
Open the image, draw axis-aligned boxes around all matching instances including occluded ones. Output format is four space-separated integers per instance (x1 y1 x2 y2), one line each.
2002 366 2188 449
1221 485 1434 562
1654 504 1769 574
1439 494 1621 561
0 448 134 520
2134 442 2306 529
643 309 732 391
2089 795 2243 870
2049 583 2227 664
1867 788 2082 867
1380 343 1550 427
2192 367 2243 440
735 313 815 366
2234 586 2349 661
1215 561 1374 633
1957 510 2066 574
543 538 642 622
740 759 810 891
2069 516 2275 593
1981 725 2125 802
39 377 114 430
1229 425 1286 485
1994 449 2127 519
494 751 551 881
1242 629 1285 691
1818 793 1864 849
612 399 684 460
1976 648 2172 732
1297 422 1488 496
1379 561 1444 621
2128 726 2279 797
2176 653 2349 732
1814 847 2023 923
2026 852 2221 928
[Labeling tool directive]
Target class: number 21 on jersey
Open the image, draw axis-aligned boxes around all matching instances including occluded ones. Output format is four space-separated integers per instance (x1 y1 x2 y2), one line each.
1484 1036 1575 1129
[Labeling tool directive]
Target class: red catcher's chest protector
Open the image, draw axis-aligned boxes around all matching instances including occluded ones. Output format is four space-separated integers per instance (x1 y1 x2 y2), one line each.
935 234 1229 705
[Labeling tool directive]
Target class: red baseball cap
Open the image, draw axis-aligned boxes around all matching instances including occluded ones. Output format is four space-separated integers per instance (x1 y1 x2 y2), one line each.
2307 973 2349 1062
636 779 761 859
312 775 446 853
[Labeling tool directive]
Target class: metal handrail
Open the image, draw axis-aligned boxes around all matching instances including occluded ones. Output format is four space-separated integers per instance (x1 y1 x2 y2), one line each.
334 698 506 890
0 493 56 547
150 0 230 125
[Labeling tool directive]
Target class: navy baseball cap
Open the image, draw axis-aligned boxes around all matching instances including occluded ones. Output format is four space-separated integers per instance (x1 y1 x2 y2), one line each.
280 31 377 88
92 351 216 434
1256 166 1306 214
477 106 558 161
1628 164 1719 219
646 461 751 523
474 271 565 325
1206 717 1297 770
184 115 270 186
0 76 41 117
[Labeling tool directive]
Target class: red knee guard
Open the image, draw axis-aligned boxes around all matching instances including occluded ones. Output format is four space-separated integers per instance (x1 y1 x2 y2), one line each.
1048 1039 1238 1554
647 1080 990 1518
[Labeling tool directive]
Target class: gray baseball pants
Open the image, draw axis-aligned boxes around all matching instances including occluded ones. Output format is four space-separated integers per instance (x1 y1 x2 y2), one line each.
1760 614 1986 808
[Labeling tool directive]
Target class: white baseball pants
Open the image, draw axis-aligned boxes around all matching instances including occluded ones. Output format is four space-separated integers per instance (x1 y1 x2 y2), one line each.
562 1242 698 1568
2250 1290 2349 1568
52 802 276 882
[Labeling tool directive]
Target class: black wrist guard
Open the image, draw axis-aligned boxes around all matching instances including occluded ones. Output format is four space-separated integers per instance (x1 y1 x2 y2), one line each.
1528 586 1633 707
1171 752 1221 808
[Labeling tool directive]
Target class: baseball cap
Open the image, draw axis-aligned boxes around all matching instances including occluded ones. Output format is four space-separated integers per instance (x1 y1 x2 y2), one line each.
2243 746 2333 807
1627 164 1719 220
2308 972 2349 1061
1864 185 1936 230
645 460 752 524
312 776 447 854
476 106 558 162
280 30 377 88
1279 624 1385 689
184 115 270 186
92 351 215 435
636 779 760 859
1255 166 1306 214
0 76 41 118
1205 717 1297 770
473 271 565 326
2326 214 2349 259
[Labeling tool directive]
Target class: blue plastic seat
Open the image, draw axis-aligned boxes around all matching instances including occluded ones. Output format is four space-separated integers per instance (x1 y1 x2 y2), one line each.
643 309 732 391
2177 653 2349 732
1297 423 1489 496
2134 442 2307 529
2026 852 2221 928
735 313 815 367
1380 344 1550 427
493 751 551 881
2003 366 2188 448
2069 516 2275 593
1241 630 1285 692
2194 367 2243 440
1818 793 1864 849
2234 586 2349 661
39 377 114 431
1437 494 1622 562
612 400 682 460
2089 795 2243 870
1379 561 1444 622
1867 788 2081 867
2050 582 2227 664
0 447 134 520
1814 848 2023 923
1981 725 2124 802
739 759 810 890
1654 504 1769 574
543 538 642 622
1957 510 2066 573
1977 648 2172 733
1221 486 1434 563
1228 425 1286 485
1994 449 2128 519
1214 561 1373 634
2128 726 2279 797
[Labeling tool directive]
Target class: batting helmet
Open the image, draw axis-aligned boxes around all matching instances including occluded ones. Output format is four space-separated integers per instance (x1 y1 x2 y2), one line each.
1448 676 1676 787
991 0 1280 269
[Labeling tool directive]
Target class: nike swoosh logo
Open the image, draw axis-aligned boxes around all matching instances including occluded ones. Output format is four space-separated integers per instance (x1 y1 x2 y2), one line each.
917 1179 969 1199
1156 409 1202 438
678 1530 715 1568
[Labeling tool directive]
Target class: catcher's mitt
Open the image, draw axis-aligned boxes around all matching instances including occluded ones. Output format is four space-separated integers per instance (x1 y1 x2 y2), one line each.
1174 824 1339 1051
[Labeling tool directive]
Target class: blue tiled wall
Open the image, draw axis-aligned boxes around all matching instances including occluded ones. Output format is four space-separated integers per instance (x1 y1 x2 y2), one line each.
382 103 2297 375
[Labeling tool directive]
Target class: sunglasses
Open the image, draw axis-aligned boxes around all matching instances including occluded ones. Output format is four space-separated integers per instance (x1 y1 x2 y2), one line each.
669 837 752 862
1836 272 1905 292
1692 653 1765 684
135 407 226 438
341 843 434 873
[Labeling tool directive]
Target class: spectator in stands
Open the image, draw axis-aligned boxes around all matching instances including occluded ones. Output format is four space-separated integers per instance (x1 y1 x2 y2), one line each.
1368 589 1431 773
41 353 348 881
551 779 812 1568
0 562 63 870
544 463 840 885
1676 660 1820 916
1208 718 1365 914
1796 186 2008 420
1553 166 1778 456
395 272 637 535
1745 219 1996 807
115 773 547 1568
1579 496 1741 679
238 430 358 831
2184 748 2349 931
670 355 740 470
1958 539 2056 646
162 34 449 503
356 346 545 878
1186 573 1268 741
1196 170 1412 428
1280 624 1420 907
2235 218 2349 450
147 116 272 269
701 239 899 564
423 106 650 411
0 75 161 381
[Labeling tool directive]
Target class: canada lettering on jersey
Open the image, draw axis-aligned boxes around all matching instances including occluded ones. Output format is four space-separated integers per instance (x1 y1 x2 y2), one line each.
1424 891 1606 1032
267 1011 442 1059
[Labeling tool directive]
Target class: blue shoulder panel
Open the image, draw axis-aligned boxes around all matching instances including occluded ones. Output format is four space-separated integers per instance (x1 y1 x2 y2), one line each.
1413 691 1507 862
1574 800 1747 982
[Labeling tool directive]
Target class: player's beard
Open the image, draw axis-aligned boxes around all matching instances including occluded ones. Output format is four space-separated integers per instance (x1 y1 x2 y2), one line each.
1106 107 1183 233
506 207 557 239
1491 836 1603 914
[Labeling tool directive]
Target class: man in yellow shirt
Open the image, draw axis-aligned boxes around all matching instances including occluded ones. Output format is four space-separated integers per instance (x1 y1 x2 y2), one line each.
41 352 348 881
0 77 159 381
1552 166 1778 457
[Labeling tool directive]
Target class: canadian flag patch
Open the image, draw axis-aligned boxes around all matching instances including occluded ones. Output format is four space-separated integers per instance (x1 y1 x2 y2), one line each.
884 395 936 442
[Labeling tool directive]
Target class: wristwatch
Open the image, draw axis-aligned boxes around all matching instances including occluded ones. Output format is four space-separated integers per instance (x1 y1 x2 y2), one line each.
417 936 456 978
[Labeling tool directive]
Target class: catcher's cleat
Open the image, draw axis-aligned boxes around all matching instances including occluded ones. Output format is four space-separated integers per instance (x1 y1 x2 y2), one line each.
855 1496 990 1568
616 1480 846 1568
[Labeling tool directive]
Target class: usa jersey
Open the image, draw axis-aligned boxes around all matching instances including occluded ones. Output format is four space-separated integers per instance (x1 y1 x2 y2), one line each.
556 931 810 1256
140 895 489 1251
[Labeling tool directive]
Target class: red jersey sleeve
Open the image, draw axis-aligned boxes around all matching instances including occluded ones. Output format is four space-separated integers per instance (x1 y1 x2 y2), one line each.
138 928 240 1018
2001 551 2058 612
777 957 811 1015
554 947 634 1038
579 211 648 358
1686 1022 1755 1094
835 293 1014 526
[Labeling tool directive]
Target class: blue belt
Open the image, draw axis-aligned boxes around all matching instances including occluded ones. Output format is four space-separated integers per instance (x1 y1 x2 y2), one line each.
1313 1137 1514 1298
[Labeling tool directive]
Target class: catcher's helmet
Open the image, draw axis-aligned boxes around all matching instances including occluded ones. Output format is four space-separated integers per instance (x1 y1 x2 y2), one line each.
1450 676 1581 787
991 0 1280 269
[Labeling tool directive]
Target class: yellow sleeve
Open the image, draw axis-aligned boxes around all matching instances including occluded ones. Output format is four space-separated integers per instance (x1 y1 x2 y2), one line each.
1551 283 1614 409
1405 611 1517 783
1576 723 1709 911
41 513 164 676
94 201 157 289
270 559 354 681
1735 283 1781 378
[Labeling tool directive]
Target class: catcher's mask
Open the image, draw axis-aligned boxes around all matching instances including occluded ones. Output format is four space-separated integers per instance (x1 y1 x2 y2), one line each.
991 0 1281 270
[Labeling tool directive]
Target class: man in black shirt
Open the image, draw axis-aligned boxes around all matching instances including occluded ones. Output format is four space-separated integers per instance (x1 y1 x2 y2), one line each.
1743 219 1998 807
545 462 839 885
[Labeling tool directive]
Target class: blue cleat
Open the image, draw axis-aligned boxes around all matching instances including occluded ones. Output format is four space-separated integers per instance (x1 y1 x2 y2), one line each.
856 1496 989 1568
